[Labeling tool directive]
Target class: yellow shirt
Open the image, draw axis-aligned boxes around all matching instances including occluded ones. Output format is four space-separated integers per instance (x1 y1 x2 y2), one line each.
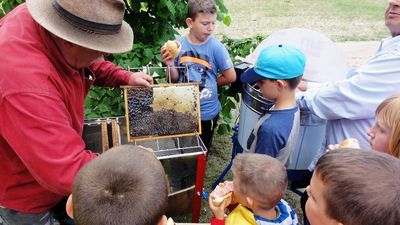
226 204 257 225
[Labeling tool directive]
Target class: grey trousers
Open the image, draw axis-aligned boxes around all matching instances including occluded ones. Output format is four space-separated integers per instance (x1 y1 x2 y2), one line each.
0 206 55 225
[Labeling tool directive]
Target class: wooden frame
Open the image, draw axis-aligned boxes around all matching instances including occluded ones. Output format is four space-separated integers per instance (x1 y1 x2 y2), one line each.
123 83 202 142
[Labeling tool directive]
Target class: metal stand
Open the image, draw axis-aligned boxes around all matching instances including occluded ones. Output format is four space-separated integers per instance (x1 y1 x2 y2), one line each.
132 134 207 160
132 134 207 223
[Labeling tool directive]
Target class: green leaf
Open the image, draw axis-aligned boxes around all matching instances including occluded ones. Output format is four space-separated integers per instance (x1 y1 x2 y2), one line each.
143 48 154 60
217 124 229 135
223 15 231 26
226 98 236 109
165 0 176 15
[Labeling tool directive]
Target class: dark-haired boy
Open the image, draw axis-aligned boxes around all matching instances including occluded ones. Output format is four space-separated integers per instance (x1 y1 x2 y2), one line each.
306 149 400 225
241 44 306 167
65 145 168 225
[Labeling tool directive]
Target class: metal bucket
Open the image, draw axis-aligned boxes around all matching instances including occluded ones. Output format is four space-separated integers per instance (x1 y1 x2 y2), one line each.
237 83 274 147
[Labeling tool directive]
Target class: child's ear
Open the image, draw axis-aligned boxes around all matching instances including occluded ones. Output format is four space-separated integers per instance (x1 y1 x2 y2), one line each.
276 80 287 89
65 194 74 219
185 17 194 28
246 196 254 208
157 215 167 225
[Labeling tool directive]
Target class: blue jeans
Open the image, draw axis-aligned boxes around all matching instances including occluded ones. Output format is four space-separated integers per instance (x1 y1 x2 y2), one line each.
0 206 55 225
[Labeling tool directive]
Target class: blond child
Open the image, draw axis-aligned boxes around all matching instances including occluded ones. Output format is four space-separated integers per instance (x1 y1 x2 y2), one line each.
327 93 400 157
240 45 305 167
305 149 400 225
161 0 236 151
367 93 400 157
303 93 400 225
208 153 298 225
65 145 169 225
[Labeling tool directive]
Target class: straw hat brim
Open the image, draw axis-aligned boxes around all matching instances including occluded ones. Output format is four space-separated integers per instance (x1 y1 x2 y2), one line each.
26 0 133 54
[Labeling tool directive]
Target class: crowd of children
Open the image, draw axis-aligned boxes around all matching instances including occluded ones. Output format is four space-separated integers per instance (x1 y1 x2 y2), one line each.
70 0 400 224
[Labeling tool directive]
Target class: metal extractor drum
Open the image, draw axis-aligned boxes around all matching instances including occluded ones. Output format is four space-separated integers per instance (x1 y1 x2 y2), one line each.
237 83 273 148
237 83 327 170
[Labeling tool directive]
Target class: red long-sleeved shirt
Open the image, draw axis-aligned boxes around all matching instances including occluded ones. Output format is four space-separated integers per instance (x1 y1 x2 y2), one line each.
211 217 225 225
0 4 132 213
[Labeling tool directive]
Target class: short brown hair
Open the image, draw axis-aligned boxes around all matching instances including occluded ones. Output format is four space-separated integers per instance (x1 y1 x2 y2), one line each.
267 75 303 90
72 145 168 225
375 93 400 157
187 0 217 20
232 153 287 209
315 149 400 225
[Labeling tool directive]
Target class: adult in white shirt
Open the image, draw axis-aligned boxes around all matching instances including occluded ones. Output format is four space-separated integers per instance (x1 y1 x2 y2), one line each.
297 2 400 225
297 0 400 170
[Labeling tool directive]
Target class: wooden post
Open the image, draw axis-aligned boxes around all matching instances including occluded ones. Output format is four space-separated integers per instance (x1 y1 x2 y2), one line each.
111 119 120 147
101 120 109 152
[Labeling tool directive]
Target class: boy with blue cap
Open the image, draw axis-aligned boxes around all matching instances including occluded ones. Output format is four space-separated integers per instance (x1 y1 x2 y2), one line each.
241 44 306 167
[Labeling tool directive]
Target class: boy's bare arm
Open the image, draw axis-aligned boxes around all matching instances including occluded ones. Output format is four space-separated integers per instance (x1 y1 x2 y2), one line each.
217 67 236 86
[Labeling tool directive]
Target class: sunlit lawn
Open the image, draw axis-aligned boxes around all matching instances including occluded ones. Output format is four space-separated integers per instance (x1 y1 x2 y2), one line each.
215 0 388 41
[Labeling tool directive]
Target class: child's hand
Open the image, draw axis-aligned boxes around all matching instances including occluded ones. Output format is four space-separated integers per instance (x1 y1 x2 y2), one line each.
161 40 181 67
297 80 308 92
326 138 360 153
208 193 231 219
160 47 175 67
208 181 234 219
326 144 340 153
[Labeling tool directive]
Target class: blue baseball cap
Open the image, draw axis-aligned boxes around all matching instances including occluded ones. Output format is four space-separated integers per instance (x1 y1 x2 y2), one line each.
241 44 306 83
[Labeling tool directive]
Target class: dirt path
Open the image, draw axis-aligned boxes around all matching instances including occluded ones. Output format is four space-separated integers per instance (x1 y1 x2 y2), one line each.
336 41 380 68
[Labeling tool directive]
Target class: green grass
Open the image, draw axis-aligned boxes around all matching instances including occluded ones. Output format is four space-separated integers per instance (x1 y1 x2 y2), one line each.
215 0 388 41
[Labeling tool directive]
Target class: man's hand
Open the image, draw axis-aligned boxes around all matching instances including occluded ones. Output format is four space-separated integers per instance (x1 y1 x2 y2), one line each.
127 71 153 87
297 80 308 92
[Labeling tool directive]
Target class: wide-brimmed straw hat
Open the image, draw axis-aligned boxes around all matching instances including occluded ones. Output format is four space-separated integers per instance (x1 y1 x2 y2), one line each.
26 0 133 54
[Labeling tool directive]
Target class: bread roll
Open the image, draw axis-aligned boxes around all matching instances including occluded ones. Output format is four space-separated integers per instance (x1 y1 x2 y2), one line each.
163 40 181 58
339 138 360 148
212 192 232 207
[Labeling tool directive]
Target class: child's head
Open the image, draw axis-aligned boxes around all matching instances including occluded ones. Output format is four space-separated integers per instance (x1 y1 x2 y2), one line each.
368 93 400 157
231 153 287 210
66 145 168 225
240 45 305 99
306 149 400 225
187 0 217 20
186 0 217 43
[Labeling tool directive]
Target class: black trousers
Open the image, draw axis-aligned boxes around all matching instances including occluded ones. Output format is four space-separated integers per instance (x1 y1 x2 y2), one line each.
200 116 219 152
